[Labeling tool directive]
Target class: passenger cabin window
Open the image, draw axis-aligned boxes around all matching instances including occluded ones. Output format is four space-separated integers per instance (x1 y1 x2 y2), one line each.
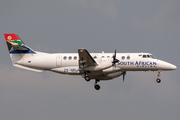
102 56 105 58
107 56 110 58
94 56 97 59
63 56 67 60
74 56 77 60
127 56 130 60
68 56 72 60
122 56 125 60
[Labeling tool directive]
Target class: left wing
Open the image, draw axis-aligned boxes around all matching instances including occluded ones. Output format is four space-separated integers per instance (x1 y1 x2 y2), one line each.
78 49 98 68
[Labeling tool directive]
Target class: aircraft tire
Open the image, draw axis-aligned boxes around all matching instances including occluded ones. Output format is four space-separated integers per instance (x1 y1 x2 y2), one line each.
156 78 161 83
85 76 90 82
94 84 100 90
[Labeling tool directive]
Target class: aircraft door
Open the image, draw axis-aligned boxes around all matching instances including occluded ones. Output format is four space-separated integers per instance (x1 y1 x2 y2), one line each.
56 56 61 67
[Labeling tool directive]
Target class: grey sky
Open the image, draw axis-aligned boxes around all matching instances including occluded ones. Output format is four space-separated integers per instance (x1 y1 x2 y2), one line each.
0 0 179 120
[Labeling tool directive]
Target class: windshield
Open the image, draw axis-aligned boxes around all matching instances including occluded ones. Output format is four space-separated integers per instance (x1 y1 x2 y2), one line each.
150 55 156 59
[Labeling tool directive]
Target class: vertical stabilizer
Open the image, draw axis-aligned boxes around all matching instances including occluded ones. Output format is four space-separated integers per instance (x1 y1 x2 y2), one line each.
4 33 45 72
4 33 36 54
4 33 36 64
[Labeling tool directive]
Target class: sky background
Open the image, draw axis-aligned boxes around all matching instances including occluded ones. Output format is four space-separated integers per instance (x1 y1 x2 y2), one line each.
0 0 180 120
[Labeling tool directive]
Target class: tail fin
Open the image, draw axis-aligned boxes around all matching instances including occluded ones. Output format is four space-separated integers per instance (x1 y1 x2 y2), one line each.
4 33 44 72
4 33 36 63
4 33 36 54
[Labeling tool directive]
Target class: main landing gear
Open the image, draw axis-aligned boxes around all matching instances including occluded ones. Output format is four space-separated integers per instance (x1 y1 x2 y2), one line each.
94 80 100 90
83 71 101 90
156 70 162 83
84 72 90 82
85 75 90 81
83 72 100 90
84 76 100 90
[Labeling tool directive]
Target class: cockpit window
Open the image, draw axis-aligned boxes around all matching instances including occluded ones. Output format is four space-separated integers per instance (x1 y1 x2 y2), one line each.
150 55 156 59
143 55 146 58
142 54 156 59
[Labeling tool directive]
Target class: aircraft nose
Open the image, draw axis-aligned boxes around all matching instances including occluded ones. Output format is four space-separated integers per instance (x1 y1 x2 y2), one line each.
169 64 177 70
157 60 177 70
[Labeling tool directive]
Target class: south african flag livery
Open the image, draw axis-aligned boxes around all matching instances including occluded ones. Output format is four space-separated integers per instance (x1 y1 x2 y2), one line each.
4 34 36 54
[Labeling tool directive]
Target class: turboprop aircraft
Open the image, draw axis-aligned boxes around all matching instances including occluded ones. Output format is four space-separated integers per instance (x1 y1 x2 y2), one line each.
4 33 177 90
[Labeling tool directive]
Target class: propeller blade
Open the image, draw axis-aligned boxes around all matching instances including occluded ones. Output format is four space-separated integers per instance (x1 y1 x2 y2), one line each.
114 49 116 60
123 71 126 82
112 49 119 66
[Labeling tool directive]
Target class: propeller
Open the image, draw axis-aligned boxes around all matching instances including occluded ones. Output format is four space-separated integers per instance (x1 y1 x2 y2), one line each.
122 71 126 82
112 49 119 66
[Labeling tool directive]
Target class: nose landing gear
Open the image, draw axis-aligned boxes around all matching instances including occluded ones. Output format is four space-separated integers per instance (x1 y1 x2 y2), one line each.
156 70 162 83
94 79 100 90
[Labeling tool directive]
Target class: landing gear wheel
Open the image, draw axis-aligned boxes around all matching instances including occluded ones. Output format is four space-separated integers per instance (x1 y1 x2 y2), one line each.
94 84 100 90
85 76 90 82
94 79 100 90
156 78 161 83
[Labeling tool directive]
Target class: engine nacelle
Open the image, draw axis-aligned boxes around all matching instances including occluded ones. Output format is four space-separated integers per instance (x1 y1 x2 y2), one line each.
91 72 123 80
78 61 112 71
102 66 121 74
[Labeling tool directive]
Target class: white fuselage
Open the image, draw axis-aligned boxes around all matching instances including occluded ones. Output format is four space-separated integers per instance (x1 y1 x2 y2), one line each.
13 52 176 79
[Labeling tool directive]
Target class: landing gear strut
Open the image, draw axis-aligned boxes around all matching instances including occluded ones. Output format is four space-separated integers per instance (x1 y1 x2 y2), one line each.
94 79 100 90
156 70 162 83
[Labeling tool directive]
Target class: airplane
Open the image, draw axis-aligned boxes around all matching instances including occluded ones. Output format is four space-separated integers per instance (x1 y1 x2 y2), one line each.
4 33 177 90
